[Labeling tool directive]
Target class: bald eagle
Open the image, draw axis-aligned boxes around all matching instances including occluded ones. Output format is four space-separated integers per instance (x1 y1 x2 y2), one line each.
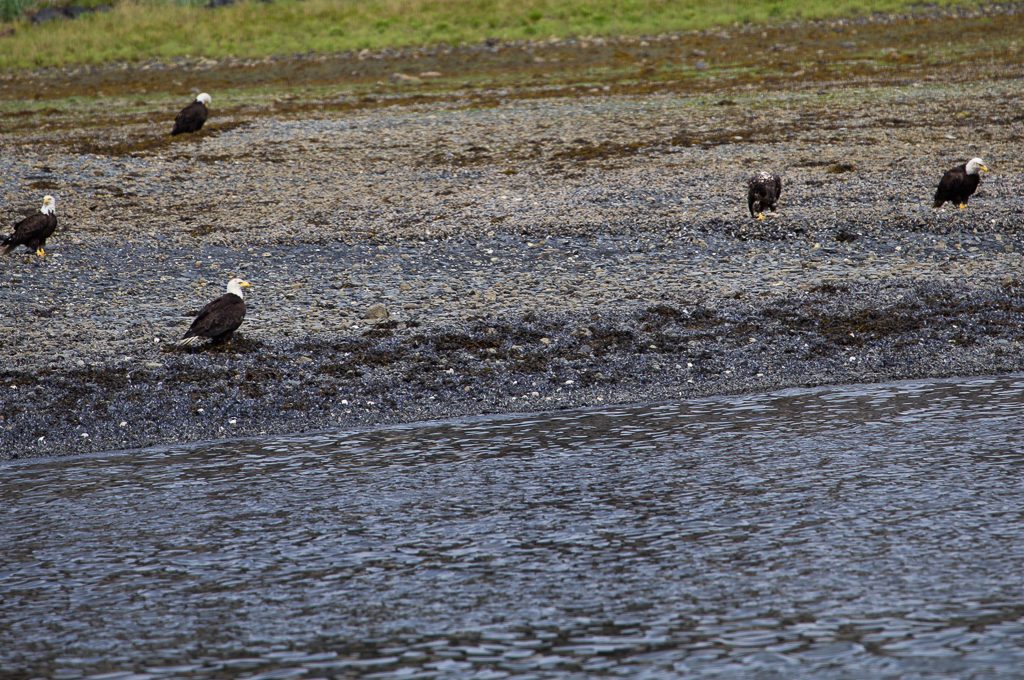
934 157 989 209
747 172 782 220
177 277 251 347
171 93 211 136
2 195 57 258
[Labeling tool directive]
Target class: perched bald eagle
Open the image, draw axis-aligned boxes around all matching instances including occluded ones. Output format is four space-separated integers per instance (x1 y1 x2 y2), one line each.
2 195 57 258
177 277 251 347
171 92 211 136
934 157 989 209
747 172 782 220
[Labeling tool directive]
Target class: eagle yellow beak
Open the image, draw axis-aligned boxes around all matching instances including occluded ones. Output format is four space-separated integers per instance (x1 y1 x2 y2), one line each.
980 165 990 173
240 281 252 288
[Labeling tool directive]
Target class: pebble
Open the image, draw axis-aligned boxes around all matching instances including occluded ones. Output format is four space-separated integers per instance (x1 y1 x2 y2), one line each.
364 303 389 320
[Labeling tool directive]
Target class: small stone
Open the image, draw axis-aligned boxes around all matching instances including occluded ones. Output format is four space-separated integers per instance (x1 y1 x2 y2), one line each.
391 72 421 83
539 337 552 345
363 303 389 321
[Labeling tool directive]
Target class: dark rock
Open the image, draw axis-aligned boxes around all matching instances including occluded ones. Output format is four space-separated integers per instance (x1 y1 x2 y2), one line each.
30 4 110 23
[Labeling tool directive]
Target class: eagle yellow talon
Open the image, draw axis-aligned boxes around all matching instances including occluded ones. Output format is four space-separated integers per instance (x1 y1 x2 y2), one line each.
35 247 45 257
756 212 766 221
957 203 967 210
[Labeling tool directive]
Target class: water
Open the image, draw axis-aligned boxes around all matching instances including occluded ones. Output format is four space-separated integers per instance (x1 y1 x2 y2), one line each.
3 376 1024 678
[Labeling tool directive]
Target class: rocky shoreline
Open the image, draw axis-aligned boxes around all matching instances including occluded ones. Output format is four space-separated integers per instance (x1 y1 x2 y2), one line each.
2 10 1024 459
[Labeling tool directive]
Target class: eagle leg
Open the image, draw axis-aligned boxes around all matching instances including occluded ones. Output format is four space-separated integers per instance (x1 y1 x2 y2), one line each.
756 212 766 221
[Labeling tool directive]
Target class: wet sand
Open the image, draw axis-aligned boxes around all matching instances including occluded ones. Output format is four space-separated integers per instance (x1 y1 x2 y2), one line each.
2 6 1024 458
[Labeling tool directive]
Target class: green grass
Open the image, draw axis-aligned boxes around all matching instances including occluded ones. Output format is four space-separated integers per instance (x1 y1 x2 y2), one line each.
0 0 996 70
1 0 29 21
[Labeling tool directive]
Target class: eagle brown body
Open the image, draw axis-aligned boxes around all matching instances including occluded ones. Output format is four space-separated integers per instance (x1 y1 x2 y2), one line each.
171 93 211 136
747 172 783 220
2 195 57 257
933 158 988 209
178 278 251 347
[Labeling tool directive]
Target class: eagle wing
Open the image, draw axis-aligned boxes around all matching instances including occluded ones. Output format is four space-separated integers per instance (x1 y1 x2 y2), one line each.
184 294 245 339
172 101 208 135
934 166 966 206
3 213 52 251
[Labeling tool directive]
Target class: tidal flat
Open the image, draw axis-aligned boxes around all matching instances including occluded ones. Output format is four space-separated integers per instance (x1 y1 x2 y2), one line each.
2 5 1024 458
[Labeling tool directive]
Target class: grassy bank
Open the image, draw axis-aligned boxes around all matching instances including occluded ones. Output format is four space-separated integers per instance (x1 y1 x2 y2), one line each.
0 0 996 71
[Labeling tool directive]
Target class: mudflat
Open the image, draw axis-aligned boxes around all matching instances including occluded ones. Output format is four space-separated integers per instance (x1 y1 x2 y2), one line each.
2 6 1023 458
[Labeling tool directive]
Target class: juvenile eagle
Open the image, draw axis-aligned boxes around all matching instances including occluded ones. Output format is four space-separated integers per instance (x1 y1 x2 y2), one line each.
171 92 211 136
177 277 251 347
933 157 989 209
747 172 782 220
2 195 57 258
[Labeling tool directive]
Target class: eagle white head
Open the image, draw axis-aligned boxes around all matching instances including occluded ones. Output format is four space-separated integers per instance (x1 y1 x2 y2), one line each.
227 277 252 299
40 195 55 215
965 158 989 175
196 92 212 107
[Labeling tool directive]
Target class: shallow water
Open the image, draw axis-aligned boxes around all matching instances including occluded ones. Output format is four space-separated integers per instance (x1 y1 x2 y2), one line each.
3 376 1024 678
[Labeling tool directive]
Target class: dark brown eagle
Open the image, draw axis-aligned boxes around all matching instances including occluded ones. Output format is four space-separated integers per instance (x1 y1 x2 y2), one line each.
177 277 252 347
171 92 211 136
933 157 989 209
2 195 57 258
747 172 783 220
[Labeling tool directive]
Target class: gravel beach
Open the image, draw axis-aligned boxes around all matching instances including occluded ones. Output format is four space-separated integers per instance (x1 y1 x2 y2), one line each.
2 7 1024 458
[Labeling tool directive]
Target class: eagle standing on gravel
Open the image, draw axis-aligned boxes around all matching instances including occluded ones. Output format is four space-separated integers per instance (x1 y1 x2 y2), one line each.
747 172 783 220
933 157 989 209
171 92 212 135
2 195 57 258
177 277 252 347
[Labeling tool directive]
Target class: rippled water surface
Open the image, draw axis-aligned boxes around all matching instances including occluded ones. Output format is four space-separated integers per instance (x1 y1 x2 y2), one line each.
4 376 1024 678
